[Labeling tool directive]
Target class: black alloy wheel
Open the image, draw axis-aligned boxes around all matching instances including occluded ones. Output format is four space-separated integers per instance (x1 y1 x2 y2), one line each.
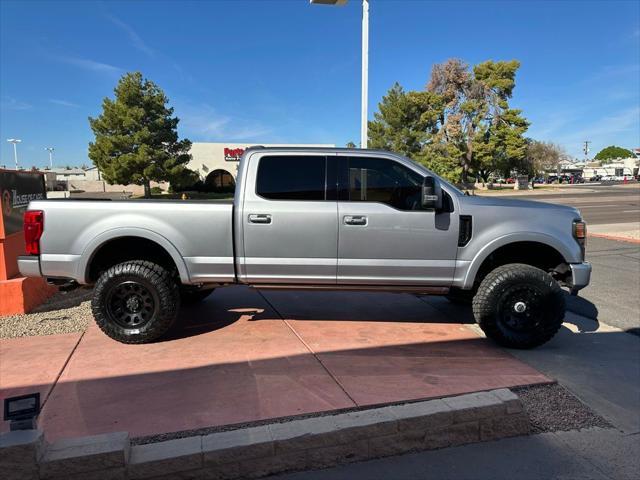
473 263 565 349
92 260 180 344
106 281 158 329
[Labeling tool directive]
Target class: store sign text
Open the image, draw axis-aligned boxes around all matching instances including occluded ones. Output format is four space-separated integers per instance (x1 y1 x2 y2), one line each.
224 148 245 162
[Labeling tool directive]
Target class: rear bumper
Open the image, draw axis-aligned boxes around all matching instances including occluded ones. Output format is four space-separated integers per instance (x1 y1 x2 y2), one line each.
568 262 591 293
18 255 42 277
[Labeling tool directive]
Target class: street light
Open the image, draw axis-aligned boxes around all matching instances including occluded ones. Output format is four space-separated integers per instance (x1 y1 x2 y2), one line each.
6 138 22 170
310 0 369 148
45 147 55 169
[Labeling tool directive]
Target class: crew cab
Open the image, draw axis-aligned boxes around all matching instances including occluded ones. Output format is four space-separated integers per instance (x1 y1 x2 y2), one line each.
19 147 591 348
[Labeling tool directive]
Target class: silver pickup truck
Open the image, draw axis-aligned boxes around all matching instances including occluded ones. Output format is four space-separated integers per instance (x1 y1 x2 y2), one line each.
19 147 591 348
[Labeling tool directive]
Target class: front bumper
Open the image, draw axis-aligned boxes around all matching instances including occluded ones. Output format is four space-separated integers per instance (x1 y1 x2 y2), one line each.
18 255 42 278
568 262 592 294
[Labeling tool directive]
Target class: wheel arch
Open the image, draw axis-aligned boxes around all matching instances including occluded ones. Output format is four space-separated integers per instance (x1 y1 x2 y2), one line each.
463 234 571 289
80 228 191 285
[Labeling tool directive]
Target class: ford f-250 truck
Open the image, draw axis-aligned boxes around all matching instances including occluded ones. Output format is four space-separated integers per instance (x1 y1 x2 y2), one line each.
18 147 591 348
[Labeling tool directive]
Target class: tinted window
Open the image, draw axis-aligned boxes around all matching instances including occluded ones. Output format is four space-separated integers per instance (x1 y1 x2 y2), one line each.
256 156 326 200
343 157 424 210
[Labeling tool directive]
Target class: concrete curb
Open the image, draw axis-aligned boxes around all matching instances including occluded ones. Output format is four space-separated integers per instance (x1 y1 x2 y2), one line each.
588 233 640 244
0 388 529 480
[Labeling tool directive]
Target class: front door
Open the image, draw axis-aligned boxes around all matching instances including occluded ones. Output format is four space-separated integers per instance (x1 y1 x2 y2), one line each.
242 154 338 284
337 155 459 285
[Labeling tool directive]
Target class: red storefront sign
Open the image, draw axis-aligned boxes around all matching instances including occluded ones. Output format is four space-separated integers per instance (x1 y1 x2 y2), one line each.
224 148 245 161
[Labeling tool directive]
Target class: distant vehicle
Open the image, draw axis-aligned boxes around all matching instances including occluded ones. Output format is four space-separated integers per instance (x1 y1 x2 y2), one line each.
601 175 616 181
505 177 516 184
571 175 585 184
589 175 602 182
18 147 591 349
533 177 545 184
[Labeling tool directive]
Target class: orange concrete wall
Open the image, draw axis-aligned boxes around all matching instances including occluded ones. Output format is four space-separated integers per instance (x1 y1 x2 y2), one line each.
0 232 26 280
0 277 57 315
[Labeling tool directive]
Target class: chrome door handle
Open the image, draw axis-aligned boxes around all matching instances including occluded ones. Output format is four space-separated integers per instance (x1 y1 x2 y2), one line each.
344 215 367 226
248 214 272 224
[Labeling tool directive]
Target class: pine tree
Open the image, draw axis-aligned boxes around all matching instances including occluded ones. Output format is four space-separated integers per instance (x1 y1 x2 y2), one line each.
88 72 192 197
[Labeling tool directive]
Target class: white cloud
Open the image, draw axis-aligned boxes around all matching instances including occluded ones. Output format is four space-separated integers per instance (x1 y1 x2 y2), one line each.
58 56 122 75
176 103 271 141
585 64 640 83
546 106 640 157
106 14 155 58
49 99 80 108
0 96 32 110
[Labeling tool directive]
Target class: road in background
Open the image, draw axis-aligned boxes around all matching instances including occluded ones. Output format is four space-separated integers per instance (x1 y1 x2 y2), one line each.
566 236 640 333
502 184 640 225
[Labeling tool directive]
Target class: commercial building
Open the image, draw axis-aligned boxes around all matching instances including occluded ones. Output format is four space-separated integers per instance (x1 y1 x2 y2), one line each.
186 142 334 189
582 157 639 179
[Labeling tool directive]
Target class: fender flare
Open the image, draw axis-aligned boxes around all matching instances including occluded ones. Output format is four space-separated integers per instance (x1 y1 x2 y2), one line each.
462 232 574 289
78 227 191 284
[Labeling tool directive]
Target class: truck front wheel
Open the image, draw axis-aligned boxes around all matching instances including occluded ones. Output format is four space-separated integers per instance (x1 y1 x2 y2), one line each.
472 263 565 349
92 260 180 344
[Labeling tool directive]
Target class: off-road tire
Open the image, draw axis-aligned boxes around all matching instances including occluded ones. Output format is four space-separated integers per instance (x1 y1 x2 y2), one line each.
472 263 565 349
446 287 475 305
92 260 180 344
180 287 215 305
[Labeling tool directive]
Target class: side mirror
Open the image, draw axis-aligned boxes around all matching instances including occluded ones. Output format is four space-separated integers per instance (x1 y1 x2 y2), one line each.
422 176 443 210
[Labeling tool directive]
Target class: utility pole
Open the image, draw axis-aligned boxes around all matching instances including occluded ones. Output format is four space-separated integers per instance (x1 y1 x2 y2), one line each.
360 0 369 148
6 138 22 170
583 141 591 160
309 0 368 148
45 147 54 169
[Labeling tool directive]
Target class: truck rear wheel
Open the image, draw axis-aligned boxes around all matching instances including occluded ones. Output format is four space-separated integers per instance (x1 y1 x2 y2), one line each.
92 260 180 344
472 263 565 349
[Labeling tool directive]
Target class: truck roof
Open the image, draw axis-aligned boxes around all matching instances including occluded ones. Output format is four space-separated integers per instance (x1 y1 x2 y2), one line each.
243 145 397 155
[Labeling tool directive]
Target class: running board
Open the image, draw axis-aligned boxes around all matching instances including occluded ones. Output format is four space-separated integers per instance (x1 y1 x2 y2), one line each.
252 284 450 295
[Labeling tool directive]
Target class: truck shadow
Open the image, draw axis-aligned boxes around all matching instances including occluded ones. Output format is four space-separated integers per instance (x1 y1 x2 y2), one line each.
167 288 601 341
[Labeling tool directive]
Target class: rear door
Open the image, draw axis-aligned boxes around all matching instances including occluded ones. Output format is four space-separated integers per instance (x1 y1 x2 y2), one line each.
337 155 459 285
241 153 338 284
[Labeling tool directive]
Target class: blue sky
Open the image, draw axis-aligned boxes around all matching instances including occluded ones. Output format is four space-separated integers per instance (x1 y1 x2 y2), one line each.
1 0 639 168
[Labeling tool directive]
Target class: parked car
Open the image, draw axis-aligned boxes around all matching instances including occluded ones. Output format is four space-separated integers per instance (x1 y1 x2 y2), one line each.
589 175 602 182
546 175 559 184
19 147 591 349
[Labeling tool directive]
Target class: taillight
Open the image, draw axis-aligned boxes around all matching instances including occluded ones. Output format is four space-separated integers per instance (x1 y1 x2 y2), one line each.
24 210 44 255
573 220 586 259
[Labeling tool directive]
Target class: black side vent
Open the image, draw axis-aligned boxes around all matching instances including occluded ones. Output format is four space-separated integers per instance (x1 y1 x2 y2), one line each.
458 215 472 247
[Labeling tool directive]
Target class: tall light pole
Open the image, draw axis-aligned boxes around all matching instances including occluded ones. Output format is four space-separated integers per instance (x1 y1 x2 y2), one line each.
6 138 22 170
583 140 591 160
310 0 369 148
45 147 55 169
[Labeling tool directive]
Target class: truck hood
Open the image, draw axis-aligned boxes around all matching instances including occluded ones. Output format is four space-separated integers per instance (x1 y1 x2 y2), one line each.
459 195 582 218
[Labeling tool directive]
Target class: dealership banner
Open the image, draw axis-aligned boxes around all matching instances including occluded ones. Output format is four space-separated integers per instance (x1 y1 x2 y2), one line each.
0 170 46 237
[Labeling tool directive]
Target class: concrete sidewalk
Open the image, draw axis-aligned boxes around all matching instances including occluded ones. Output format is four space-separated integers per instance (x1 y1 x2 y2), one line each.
1 286 549 442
